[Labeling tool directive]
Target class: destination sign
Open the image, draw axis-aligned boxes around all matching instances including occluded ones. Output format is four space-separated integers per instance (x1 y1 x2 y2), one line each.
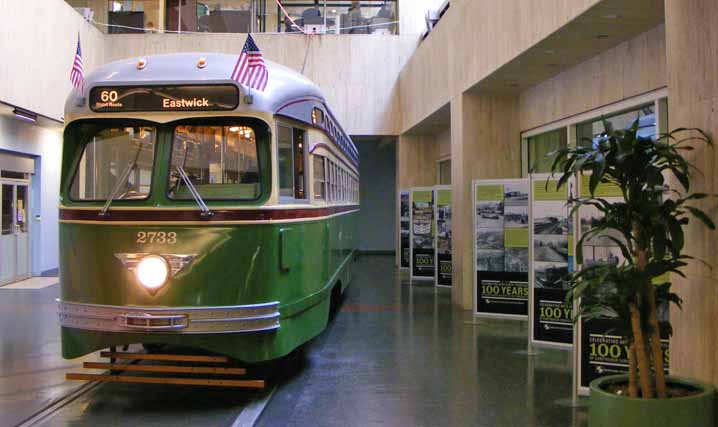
89 85 239 112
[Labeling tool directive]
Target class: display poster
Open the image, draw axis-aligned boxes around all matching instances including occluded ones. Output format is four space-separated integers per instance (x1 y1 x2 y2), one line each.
410 188 435 280
474 179 530 319
530 174 574 347
399 190 410 269
575 175 670 394
434 186 452 288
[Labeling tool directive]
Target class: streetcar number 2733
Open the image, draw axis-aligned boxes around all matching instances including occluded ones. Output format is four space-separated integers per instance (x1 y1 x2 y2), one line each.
136 231 177 244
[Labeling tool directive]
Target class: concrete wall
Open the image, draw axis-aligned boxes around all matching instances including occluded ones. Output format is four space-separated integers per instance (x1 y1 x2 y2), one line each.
520 25 667 131
357 139 396 252
0 0 105 121
103 33 416 136
398 0 600 133
0 116 63 274
664 0 718 388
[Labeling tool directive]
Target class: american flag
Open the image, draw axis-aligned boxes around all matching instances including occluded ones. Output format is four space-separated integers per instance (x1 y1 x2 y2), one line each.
69 34 84 89
231 34 268 92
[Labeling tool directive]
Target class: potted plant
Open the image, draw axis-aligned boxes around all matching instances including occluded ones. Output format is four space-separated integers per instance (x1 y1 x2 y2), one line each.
550 120 716 426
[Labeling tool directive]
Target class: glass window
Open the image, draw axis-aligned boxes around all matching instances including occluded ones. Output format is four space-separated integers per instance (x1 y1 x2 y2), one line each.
108 0 160 33
312 108 324 125
313 155 325 199
438 159 451 185
577 104 656 148
169 125 260 200
275 1 397 34
70 126 156 201
1 184 12 235
166 0 253 33
278 125 294 197
293 128 306 199
0 171 28 180
527 128 567 174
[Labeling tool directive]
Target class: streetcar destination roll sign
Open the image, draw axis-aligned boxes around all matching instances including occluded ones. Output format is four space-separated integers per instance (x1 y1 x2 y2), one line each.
89 85 239 112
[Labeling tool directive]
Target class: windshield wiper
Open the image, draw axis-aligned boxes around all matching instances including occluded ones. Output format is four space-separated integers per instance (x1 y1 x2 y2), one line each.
99 144 144 217
175 165 213 218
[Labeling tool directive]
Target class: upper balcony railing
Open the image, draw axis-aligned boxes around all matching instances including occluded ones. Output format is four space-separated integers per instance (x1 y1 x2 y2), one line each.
67 0 398 35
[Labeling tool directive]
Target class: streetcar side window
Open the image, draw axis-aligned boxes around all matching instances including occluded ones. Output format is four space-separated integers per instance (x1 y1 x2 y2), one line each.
168 125 260 201
277 124 307 200
70 126 156 201
313 155 325 200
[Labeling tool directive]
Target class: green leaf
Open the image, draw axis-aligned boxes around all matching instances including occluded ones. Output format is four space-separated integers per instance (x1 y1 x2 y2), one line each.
685 206 716 229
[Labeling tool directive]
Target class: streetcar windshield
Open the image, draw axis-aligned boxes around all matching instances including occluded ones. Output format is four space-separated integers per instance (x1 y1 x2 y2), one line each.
168 125 261 200
70 126 157 201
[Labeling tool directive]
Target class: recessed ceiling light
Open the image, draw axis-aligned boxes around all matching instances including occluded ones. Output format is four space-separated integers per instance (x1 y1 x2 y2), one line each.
544 49 557 55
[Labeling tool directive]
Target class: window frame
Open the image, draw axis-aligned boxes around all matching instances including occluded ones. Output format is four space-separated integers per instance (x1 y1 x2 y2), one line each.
167 122 264 202
68 122 160 203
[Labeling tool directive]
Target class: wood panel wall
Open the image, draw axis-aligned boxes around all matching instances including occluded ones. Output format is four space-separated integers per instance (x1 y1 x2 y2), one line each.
0 1 106 121
519 25 667 131
451 93 521 308
398 0 600 133
664 0 718 387
104 34 417 136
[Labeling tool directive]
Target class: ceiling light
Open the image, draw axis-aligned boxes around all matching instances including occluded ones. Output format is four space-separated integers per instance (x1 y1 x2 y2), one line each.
544 49 557 55
596 34 610 39
229 126 240 132
13 108 37 123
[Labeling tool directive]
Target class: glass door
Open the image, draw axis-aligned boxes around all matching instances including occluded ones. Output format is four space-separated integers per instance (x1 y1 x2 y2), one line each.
0 182 30 285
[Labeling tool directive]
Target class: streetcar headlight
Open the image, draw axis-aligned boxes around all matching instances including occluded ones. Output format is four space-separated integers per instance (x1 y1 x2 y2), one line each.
135 255 169 289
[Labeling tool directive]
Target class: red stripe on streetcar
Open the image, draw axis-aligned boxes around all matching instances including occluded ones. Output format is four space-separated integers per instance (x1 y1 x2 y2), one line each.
60 205 360 222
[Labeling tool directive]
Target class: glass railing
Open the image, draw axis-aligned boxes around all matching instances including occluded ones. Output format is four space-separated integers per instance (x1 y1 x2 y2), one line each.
67 0 398 35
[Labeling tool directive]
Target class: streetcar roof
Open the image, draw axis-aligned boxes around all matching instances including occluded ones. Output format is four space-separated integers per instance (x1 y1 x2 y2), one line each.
64 52 325 117
63 52 358 166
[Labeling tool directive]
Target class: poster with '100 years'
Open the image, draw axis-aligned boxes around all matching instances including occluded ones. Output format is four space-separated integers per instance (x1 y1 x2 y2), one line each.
399 190 410 269
410 188 435 280
434 186 452 287
474 179 530 319
529 174 574 347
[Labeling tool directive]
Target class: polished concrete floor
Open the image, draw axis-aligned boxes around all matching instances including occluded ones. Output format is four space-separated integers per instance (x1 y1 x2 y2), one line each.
0 256 587 426
258 255 587 427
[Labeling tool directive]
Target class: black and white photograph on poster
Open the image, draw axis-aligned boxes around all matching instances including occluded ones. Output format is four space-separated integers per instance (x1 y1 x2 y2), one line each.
476 201 504 229
477 229 504 250
400 227 410 268
534 261 569 289
476 272 528 316
477 249 504 272
413 234 434 250
533 201 569 235
504 182 529 206
580 204 627 247
411 189 435 279
533 289 573 344
400 192 410 220
504 206 529 227
533 235 569 263
504 248 529 273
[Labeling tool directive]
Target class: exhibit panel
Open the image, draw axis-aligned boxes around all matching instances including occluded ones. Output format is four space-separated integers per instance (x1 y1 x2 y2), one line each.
410 187 435 281
399 190 410 270
574 175 670 395
434 186 452 288
473 179 530 319
529 174 574 348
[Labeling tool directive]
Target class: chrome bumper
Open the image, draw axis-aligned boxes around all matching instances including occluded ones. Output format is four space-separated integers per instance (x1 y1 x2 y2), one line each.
58 300 280 334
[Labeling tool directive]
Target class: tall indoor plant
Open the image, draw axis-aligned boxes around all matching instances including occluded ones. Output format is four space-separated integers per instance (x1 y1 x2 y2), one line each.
550 120 716 425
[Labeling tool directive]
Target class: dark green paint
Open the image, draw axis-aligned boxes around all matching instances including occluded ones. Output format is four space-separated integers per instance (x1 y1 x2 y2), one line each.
589 375 716 427
60 212 359 362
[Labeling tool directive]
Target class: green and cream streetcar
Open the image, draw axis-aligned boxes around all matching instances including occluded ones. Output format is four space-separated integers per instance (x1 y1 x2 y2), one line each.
58 53 359 362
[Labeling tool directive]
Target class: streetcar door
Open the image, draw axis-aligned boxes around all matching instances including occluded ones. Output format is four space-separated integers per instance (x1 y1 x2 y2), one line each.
0 181 30 285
